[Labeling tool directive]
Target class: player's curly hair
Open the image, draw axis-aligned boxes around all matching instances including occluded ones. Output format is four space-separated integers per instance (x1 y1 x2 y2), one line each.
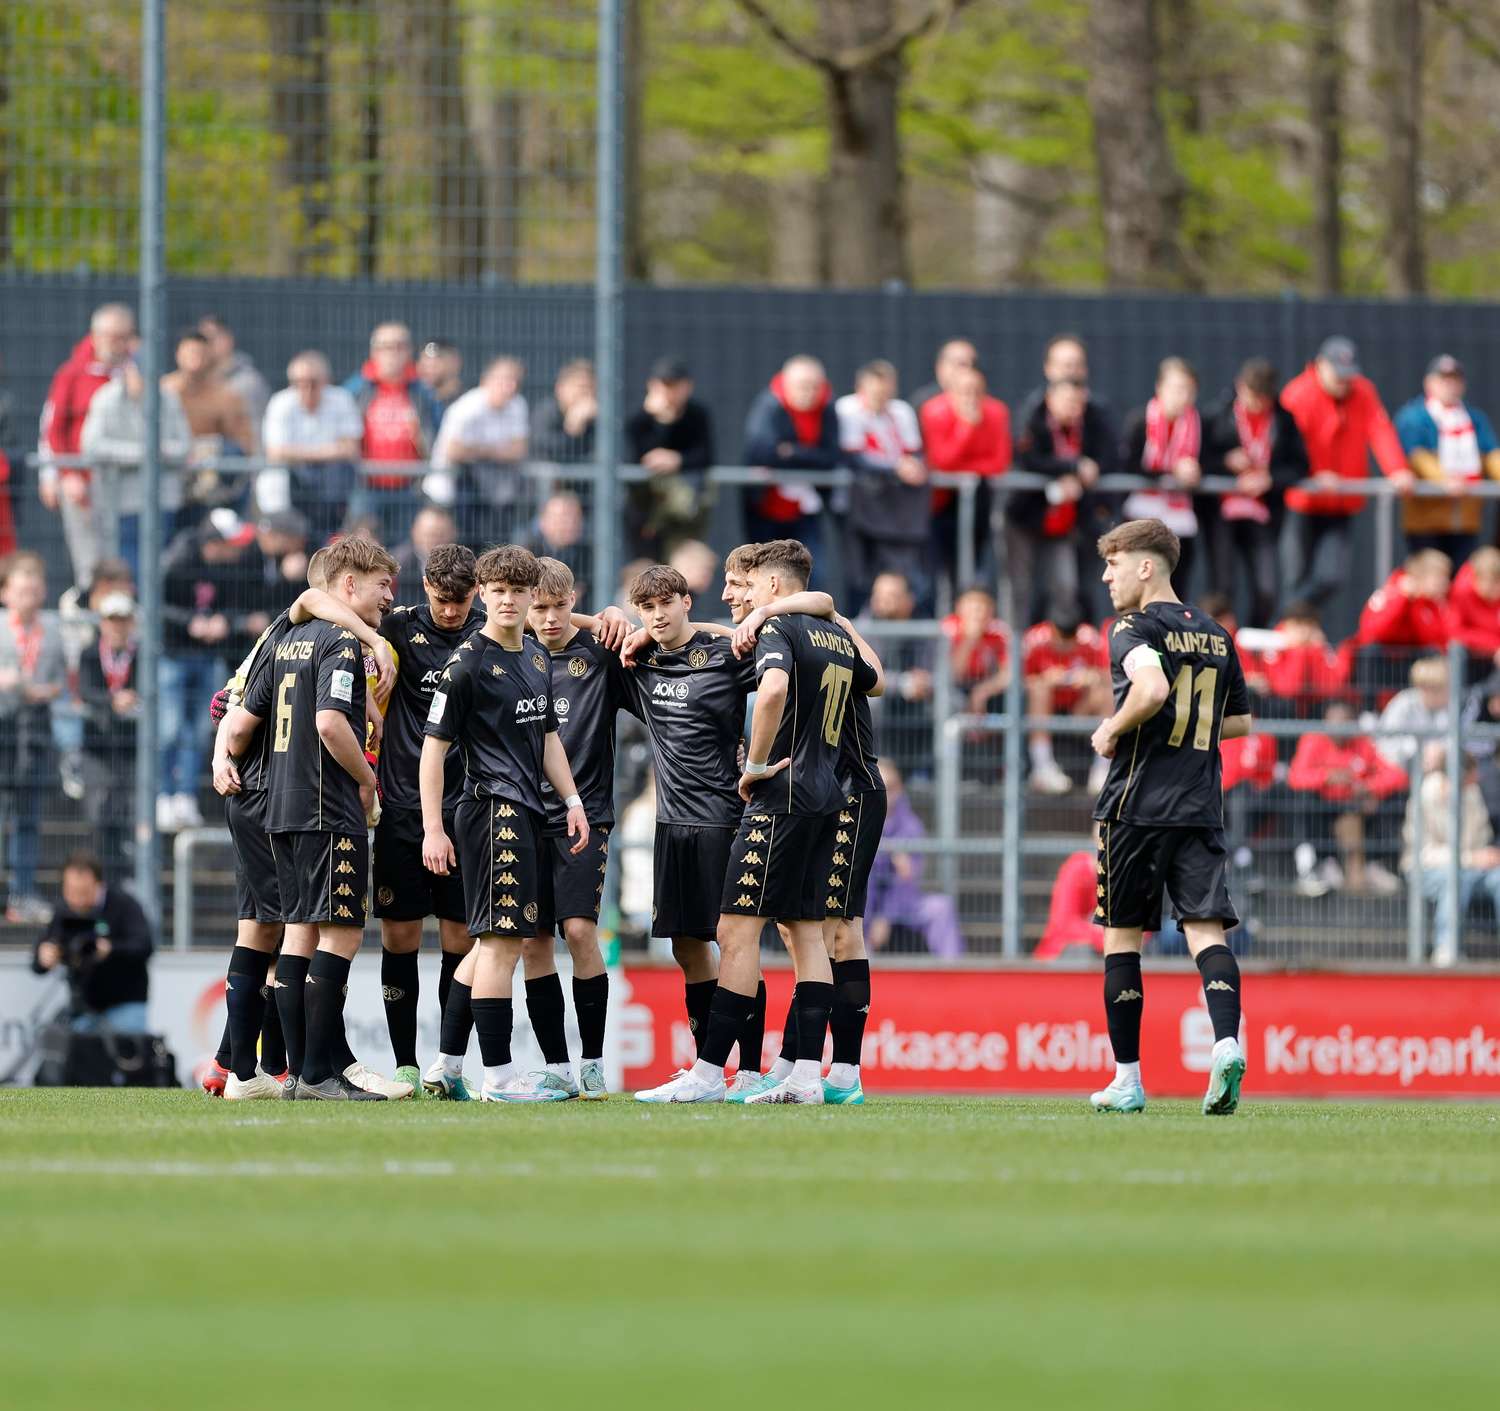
475 544 541 588
1096 519 1181 572
318 534 399 582
628 564 689 605
723 543 760 575
747 538 813 588
423 543 477 601
535 556 576 601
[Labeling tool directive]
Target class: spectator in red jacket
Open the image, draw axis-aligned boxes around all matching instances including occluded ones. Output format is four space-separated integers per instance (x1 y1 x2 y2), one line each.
742 354 840 564
941 584 1010 713
920 364 1010 599
39 303 136 590
1258 599 1351 712
1287 700 1407 896
1221 733 1277 794
1021 599 1109 796
1279 336 1413 608
1450 547 1500 668
1353 549 1453 700
1032 850 1106 961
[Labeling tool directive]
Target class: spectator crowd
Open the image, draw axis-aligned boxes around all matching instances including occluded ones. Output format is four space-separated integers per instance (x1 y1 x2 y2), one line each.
6 304 1500 958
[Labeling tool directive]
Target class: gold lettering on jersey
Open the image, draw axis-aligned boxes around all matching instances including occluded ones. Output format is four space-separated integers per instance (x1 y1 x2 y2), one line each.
497 850 517 864
274 639 316 662
806 627 855 658
568 656 588 678
1163 630 1228 657
411 633 428 645
747 829 767 844
742 851 763 865
335 861 355 875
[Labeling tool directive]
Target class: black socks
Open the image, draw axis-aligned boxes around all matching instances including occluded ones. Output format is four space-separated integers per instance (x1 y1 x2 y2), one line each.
527 972 570 1066
214 1019 232 1071
685 980 717 1056
700 987 756 1068
439 949 464 1023
736 979 767 1073
440 979 474 1057
258 980 287 1076
573 973 609 1063
794 981 835 1066
1195 944 1242 1042
381 948 421 1070
225 946 272 1081
302 951 352 1085
778 994 797 1064
472 997 513 1069
1103 952 1144 1065
830 959 871 1067
273 953 311 1078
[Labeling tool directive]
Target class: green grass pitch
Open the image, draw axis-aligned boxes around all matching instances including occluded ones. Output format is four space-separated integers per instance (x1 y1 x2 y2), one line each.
2 1091 1497 1411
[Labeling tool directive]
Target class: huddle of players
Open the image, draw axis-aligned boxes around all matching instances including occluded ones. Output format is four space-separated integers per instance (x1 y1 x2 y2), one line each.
202 523 883 1105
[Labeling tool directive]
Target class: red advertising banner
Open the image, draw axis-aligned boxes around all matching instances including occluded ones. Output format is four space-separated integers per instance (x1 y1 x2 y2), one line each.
616 966 1500 1099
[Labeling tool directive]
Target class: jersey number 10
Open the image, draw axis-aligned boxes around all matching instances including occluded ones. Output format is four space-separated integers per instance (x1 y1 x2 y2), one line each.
820 664 854 746
1166 664 1218 751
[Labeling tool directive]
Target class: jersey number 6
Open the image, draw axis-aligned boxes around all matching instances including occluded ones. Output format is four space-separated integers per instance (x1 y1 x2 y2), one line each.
273 672 295 753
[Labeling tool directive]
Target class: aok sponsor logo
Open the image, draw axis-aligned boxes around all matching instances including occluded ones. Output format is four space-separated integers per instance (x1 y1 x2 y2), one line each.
651 679 690 702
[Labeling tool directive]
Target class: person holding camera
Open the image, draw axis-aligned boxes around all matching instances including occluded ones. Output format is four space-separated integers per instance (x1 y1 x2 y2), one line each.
31 853 153 1034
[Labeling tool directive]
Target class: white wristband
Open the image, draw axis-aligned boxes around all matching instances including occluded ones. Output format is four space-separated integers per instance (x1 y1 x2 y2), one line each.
744 760 768 776
564 793 582 809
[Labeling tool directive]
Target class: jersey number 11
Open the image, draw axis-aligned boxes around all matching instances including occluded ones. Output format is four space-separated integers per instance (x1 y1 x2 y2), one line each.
1166 664 1217 751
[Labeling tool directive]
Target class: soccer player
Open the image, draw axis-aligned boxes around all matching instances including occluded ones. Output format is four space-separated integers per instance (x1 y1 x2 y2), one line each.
498 557 632 1100
418 545 590 1102
730 592 885 1104
1089 518 1252 1116
207 547 397 1099
637 539 876 1104
228 535 403 1100
372 543 485 1096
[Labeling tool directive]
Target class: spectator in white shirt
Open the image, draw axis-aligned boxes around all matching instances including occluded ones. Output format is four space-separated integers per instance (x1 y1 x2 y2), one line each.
836 360 929 611
1376 655 1451 772
427 355 529 547
259 351 362 542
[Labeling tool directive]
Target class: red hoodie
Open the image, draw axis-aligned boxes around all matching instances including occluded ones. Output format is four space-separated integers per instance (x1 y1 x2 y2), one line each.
1221 734 1277 792
1280 364 1407 516
920 392 1011 511
1033 851 1106 961
358 359 425 487
758 372 831 523
1261 632 1351 701
1450 561 1500 659
1287 733 1407 802
40 336 119 486
1356 568 1453 650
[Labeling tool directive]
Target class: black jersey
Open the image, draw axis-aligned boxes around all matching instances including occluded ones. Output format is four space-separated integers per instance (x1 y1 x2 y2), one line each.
1093 601 1250 828
750 614 878 817
228 607 298 793
622 629 757 829
242 619 368 834
839 690 883 796
541 628 630 834
377 601 485 813
424 631 557 817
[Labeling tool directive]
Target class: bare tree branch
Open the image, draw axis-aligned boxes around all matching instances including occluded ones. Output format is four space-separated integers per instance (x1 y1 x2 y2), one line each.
1430 0 1500 68
730 0 972 75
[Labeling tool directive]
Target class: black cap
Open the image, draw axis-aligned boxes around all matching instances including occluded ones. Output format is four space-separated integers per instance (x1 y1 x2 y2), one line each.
1316 336 1360 378
1427 353 1464 378
648 356 692 384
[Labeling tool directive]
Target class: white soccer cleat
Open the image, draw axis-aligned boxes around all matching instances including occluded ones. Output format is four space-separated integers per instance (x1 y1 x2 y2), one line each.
633 1068 725 1104
343 1062 414 1100
223 1068 284 1101
1202 1038 1247 1116
1090 1079 1147 1114
490 1070 578 1103
578 1059 608 1100
744 1076 824 1105
421 1058 473 1100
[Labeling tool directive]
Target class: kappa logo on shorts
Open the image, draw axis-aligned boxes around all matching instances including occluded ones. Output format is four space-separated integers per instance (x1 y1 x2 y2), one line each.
498 894 518 909
497 827 518 841
735 894 755 907
828 872 843 888
568 656 588 677
497 850 518 864
523 902 538 924
747 829 767 843
836 831 851 845
832 851 848 866
1095 908 1105 920
377 886 393 905
498 804 516 817
532 653 546 671
825 895 840 909
1113 989 1142 1003
1206 979 1236 992
336 838 355 852
742 850 763 865
839 812 854 824
496 871 518 886
846 794 856 805
335 861 355 875
750 814 770 824
688 648 709 669
335 905 354 920
411 632 428 645
497 916 516 930
737 872 757 886
336 884 354 898
597 860 607 874
362 894 369 912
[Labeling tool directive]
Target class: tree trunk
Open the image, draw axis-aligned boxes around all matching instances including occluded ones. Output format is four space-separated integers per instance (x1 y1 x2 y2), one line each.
1378 0 1424 294
267 0 331 276
356 0 382 280
1084 0 1193 289
819 0 910 287
768 137 828 286
1305 0 1343 294
403 0 485 280
622 0 649 281
972 145 1052 289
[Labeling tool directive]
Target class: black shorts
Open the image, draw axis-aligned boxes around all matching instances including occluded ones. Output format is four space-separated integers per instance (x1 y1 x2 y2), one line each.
1095 820 1238 933
268 829 369 928
824 789 887 921
720 809 838 923
454 797 554 940
372 807 466 924
226 789 281 924
651 823 735 939
545 827 610 928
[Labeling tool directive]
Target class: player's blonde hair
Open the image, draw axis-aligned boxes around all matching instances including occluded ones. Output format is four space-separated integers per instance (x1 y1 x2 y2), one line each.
1097 519 1181 572
305 546 330 591
322 534 399 581
723 543 760 575
535 557 576 601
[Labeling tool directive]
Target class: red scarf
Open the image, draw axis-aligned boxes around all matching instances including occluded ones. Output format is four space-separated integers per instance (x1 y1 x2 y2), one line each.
1142 398 1200 472
8 611 42 676
760 373 832 522
100 637 137 693
1041 414 1082 537
1224 401 1273 524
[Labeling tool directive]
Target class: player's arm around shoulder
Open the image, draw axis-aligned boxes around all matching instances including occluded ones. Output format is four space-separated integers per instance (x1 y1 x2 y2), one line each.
731 590 834 657
836 611 885 697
